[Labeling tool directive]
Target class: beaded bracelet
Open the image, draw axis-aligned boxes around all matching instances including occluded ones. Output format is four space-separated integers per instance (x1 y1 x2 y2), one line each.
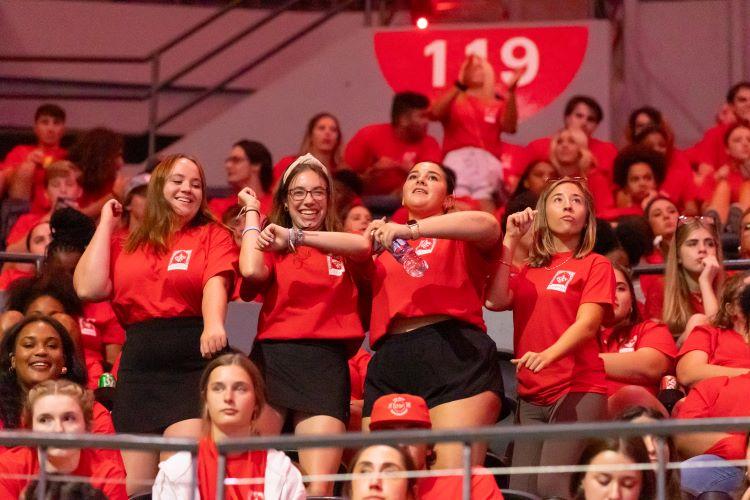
241 226 261 238
236 206 260 220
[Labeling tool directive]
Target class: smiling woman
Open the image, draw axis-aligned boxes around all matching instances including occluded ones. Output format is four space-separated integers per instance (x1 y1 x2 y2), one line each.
73 154 238 495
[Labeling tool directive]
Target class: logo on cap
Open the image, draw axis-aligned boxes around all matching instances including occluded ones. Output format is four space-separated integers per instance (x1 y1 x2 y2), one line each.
388 396 412 417
168 249 192 271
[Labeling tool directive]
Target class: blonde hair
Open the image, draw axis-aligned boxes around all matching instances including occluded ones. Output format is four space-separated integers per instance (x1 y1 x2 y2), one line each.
23 379 93 431
712 272 748 332
44 160 81 187
663 219 725 336
125 154 217 254
549 128 595 177
528 178 597 268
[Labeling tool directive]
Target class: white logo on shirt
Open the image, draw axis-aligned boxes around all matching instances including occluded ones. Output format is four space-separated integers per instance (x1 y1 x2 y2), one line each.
619 336 638 353
327 255 345 276
415 238 437 256
167 249 192 271
78 318 96 337
388 396 412 417
547 270 576 293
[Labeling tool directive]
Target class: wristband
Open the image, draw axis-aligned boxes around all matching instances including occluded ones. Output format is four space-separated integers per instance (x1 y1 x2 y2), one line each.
288 227 305 252
241 226 260 238
236 206 260 220
454 80 468 92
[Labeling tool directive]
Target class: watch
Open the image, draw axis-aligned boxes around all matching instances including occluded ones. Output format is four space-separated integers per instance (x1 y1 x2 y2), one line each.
407 219 420 240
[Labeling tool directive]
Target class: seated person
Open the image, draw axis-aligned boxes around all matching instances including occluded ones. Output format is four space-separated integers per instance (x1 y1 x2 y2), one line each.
612 146 666 214
0 220 50 291
369 394 504 499
345 444 417 500
211 140 273 218
152 353 305 499
0 380 127 499
4 104 67 206
273 113 342 180
344 92 442 195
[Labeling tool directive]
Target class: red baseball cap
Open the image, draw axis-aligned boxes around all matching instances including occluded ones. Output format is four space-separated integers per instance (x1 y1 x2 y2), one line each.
369 394 432 430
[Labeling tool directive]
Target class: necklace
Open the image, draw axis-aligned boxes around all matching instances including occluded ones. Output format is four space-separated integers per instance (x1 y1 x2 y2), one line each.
544 253 573 271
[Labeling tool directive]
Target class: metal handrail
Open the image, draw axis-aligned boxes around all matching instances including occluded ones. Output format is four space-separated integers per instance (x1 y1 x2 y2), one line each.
632 258 750 276
0 252 45 273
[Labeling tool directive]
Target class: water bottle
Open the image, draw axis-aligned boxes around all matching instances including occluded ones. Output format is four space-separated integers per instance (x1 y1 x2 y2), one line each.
390 239 428 278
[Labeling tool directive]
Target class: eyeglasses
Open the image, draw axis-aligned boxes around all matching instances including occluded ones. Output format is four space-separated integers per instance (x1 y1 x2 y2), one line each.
677 215 717 227
225 155 248 164
545 176 586 184
288 188 327 201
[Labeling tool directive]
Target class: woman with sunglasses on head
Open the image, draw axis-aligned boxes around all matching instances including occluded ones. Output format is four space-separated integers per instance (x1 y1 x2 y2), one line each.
486 177 615 498
239 153 369 497
362 161 503 471
676 272 750 388
644 217 723 345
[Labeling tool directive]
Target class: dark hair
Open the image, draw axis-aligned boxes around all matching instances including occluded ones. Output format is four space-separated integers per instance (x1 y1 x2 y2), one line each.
564 95 603 123
6 274 83 317
593 218 621 257
391 92 430 125
615 215 654 267
35 104 66 123
67 128 123 196
628 106 663 134
633 124 670 148
233 140 273 192
727 81 750 104
723 122 750 147
25 219 50 253
613 145 667 188
571 437 655 500
512 160 557 198
611 263 642 333
502 191 539 233
0 315 87 429
23 480 106 500
333 169 364 197
46 208 95 261
644 195 677 220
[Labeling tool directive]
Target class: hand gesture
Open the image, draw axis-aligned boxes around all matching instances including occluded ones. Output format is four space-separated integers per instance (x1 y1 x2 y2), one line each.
506 66 526 91
511 349 555 373
100 199 123 232
504 208 536 245
200 325 227 359
238 187 261 211
699 254 721 285
372 222 411 250
256 223 290 252
26 149 45 166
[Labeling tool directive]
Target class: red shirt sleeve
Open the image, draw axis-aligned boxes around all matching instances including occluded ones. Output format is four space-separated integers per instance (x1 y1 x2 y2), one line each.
422 136 444 163
705 435 748 461
637 321 678 358
580 255 616 319
676 376 725 419
272 156 296 181
203 225 239 289
644 278 665 321
678 325 714 359
343 128 373 173
95 302 125 345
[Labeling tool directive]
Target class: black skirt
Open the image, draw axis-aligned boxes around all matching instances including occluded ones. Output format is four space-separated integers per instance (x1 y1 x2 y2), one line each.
250 339 351 424
363 319 504 416
113 317 214 434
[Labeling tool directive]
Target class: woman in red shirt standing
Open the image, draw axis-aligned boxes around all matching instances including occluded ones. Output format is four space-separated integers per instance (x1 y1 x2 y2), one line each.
239 153 369 496
363 161 503 469
73 154 237 495
0 379 127 499
485 177 615 498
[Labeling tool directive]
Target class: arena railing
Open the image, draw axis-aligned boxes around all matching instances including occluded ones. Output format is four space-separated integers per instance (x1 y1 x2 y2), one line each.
632 258 750 276
5 417 750 500
0 252 45 273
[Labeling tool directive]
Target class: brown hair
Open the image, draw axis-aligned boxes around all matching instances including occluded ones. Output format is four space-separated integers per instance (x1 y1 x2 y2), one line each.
298 112 342 167
199 354 266 433
23 379 94 431
344 444 417 499
270 156 340 231
528 178 597 268
44 160 81 187
712 272 749 332
663 219 725 336
125 154 217 254
610 264 642 343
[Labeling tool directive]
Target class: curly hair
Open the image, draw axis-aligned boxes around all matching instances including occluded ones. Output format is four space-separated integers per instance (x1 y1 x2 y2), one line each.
5 274 83 317
0 315 87 429
613 145 667 189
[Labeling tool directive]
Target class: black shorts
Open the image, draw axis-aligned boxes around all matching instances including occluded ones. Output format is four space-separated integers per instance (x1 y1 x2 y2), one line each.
363 319 503 417
250 339 351 424
114 317 223 434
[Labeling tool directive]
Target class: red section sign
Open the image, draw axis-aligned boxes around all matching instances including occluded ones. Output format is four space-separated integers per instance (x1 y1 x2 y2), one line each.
374 26 589 121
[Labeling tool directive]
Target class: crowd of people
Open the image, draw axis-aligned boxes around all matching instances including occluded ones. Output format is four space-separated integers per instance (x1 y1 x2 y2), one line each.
1 54 750 499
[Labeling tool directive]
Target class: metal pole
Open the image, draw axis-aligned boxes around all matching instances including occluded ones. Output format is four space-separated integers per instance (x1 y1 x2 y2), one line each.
655 437 666 500
216 450 227 499
728 0 745 84
189 450 198 500
37 447 48 500
364 0 372 26
148 55 160 162
462 442 471 500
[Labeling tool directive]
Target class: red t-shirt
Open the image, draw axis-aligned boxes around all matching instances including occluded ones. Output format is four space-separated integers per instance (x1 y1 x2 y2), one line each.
676 373 750 459
348 348 371 400
643 278 704 323
0 447 127 500
660 150 698 210
511 252 615 405
441 95 504 159
686 122 731 169
6 212 47 247
343 123 443 195
208 192 273 219
500 142 532 179
2 144 67 214
418 468 504 500
251 247 365 341
369 238 498 348
678 324 750 368
525 135 618 179
600 320 677 395
79 301 125 389
110 223 237 326
0 268 34 291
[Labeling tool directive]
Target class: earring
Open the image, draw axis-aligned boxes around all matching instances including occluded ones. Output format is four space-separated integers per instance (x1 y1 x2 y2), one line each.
61 367 67 375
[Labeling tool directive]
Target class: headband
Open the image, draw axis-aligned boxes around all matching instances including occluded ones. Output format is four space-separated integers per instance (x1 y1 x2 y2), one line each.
281 153 330 186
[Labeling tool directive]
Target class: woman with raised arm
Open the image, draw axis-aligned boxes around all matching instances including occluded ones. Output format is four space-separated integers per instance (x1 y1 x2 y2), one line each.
485 177 615 498
362 161 503 470
73 154 238 496
238 153 369 496
153 353 305 499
